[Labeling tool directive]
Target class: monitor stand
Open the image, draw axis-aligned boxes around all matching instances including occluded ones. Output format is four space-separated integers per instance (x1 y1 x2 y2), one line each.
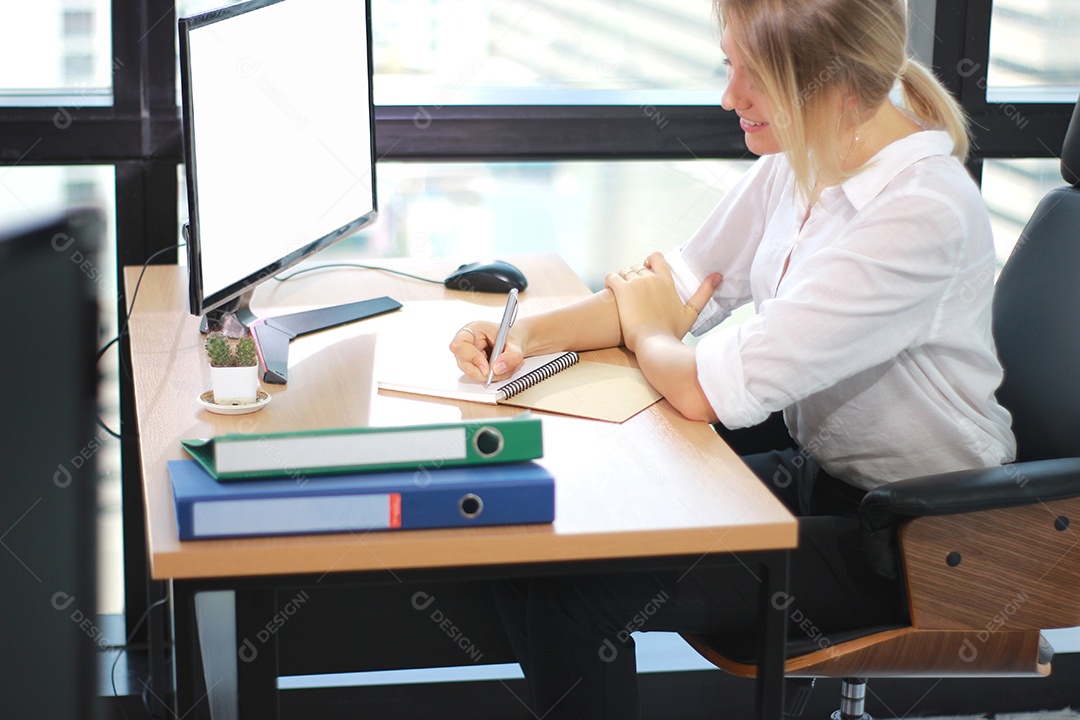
201 293 402 384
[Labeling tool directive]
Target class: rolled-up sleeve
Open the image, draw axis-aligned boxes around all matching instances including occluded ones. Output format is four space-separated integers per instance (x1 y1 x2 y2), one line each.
666 251 732 335
664 155 783 335
695 322 771 428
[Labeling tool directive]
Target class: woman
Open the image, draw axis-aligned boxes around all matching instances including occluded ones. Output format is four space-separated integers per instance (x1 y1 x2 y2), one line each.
450 0 1016 717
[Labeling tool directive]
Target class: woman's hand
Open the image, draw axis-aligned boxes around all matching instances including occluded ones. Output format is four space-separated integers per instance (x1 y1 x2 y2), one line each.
604 252 722 423
449 322 526 383
604 252 721 352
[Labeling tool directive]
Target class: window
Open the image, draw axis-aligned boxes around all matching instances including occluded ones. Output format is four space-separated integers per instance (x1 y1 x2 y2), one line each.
982 158 1066 269
64 10 95 36
63 9 95 36
0 0 112 96
987 0 1080 102
343 159 752 288
64 54 96 82
372 0 723 106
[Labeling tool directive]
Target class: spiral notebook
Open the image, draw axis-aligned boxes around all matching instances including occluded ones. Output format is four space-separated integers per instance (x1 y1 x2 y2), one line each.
378 350 663 423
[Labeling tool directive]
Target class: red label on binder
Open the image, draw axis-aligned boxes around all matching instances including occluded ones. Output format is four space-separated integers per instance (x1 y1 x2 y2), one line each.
389 493 402 528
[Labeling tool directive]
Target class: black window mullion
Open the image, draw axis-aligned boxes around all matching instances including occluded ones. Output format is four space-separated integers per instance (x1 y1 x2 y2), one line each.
375 105 747 161
960 0 993 115
112 0 180 643
971 109 1073 159
0 111 144 163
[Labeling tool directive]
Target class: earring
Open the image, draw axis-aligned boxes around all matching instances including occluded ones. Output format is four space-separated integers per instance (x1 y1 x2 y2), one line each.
837 109 859 165
844 123 860 163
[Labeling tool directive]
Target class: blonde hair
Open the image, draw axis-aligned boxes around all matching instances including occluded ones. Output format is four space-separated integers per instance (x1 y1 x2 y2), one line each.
716 0 969 199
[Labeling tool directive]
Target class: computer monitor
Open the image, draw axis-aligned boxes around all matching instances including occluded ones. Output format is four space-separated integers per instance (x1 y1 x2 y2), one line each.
0 208 102 720
179 0 400 383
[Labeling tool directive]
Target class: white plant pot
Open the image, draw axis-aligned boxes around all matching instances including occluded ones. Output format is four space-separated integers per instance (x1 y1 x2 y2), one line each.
210 365 260 405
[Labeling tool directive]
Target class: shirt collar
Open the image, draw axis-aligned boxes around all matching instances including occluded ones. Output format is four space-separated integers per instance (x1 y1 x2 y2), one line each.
835 130 955 210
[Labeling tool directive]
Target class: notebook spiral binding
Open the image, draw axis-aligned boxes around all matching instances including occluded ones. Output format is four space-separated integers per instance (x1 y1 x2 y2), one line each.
497 351 580 400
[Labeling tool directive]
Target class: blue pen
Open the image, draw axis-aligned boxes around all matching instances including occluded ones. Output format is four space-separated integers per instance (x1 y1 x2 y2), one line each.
486 288 519 386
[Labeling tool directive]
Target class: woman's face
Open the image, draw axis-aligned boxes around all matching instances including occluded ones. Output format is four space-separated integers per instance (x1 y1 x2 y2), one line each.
720 28 782 156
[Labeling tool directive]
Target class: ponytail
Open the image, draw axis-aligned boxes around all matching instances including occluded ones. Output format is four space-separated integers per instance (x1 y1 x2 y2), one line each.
899 59 971 160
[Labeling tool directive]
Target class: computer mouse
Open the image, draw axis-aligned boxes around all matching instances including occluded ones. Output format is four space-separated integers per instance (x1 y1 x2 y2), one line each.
444 260 528 293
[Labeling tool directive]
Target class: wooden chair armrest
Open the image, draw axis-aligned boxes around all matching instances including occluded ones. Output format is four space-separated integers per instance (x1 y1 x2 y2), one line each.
860 458 1080 580
901 496 1080 630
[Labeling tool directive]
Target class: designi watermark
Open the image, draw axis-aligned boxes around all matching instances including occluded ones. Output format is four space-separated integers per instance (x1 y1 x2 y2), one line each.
52 591 114 651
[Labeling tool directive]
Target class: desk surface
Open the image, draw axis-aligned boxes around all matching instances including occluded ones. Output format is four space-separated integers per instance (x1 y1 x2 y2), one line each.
126 255 796 580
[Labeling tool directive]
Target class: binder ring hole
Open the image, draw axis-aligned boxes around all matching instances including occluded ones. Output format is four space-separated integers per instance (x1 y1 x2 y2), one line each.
459 494 483 519
473 427 504 458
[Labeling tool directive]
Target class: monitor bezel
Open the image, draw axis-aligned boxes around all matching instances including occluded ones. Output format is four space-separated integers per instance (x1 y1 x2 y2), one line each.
178 0 379 318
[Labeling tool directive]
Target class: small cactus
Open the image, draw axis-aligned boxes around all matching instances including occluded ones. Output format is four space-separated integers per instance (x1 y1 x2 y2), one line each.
205 331 234 368
235 335 257 367
204 332 258 368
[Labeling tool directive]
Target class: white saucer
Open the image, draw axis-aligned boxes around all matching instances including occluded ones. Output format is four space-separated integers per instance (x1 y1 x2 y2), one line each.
198 389 271 415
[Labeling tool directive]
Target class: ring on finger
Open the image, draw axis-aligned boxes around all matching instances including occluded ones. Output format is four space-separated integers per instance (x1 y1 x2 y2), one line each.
458 327 477 339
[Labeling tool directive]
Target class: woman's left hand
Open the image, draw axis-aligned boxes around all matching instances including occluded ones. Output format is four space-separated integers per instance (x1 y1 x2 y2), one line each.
604 252 721 352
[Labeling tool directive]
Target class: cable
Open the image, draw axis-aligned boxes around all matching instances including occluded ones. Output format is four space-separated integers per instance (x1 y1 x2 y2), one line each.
96 416 122 440
110 596 170 720
271 261 445 286
97 255 435 714
96 243 185 438
99 252 423 438
99 243 185 367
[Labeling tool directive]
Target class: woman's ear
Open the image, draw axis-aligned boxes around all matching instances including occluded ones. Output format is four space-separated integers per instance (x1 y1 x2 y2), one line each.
834 87 860 117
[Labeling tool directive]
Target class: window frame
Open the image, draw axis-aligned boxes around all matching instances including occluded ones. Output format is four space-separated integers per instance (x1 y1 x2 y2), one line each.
934 0 1075 167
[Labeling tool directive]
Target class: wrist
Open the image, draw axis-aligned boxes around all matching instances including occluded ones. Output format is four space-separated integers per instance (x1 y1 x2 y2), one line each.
624 324 667 354
512 316 535 356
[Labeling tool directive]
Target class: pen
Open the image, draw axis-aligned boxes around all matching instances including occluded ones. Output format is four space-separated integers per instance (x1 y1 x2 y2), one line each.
486 288 519 386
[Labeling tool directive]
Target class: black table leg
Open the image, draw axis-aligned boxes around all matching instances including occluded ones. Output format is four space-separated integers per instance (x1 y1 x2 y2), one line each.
172 580 212 720
755 550 790 720
145 582 171 718
236 587 280 720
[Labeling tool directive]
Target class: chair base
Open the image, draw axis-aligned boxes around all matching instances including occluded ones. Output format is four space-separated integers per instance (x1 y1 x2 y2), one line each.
830 678 870 720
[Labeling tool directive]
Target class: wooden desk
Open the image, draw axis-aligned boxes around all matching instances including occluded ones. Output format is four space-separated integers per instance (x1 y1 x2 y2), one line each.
125 255 797 719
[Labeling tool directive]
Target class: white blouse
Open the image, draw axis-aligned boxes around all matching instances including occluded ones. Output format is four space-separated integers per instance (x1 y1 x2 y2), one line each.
666 130 1017 489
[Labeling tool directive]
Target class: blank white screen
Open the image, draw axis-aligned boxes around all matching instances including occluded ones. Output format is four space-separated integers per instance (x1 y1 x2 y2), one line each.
185 0 374 304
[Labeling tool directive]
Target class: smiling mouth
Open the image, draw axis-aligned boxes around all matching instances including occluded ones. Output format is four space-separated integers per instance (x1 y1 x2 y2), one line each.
739 116 770 135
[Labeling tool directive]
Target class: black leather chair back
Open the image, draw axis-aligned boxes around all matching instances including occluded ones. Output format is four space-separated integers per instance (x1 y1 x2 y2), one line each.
992 97 1080 462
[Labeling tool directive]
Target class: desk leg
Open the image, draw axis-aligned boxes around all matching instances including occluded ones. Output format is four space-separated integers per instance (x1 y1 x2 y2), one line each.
172 581 212 720
146 582 172 718
172 584 279 720
755 551 790 720
235 587 279 720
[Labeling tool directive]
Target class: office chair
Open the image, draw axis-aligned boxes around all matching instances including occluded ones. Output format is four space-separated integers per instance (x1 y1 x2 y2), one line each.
683 95 1080 720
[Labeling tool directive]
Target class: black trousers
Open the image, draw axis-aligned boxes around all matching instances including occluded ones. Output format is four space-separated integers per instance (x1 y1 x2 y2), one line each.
493 414 908 719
